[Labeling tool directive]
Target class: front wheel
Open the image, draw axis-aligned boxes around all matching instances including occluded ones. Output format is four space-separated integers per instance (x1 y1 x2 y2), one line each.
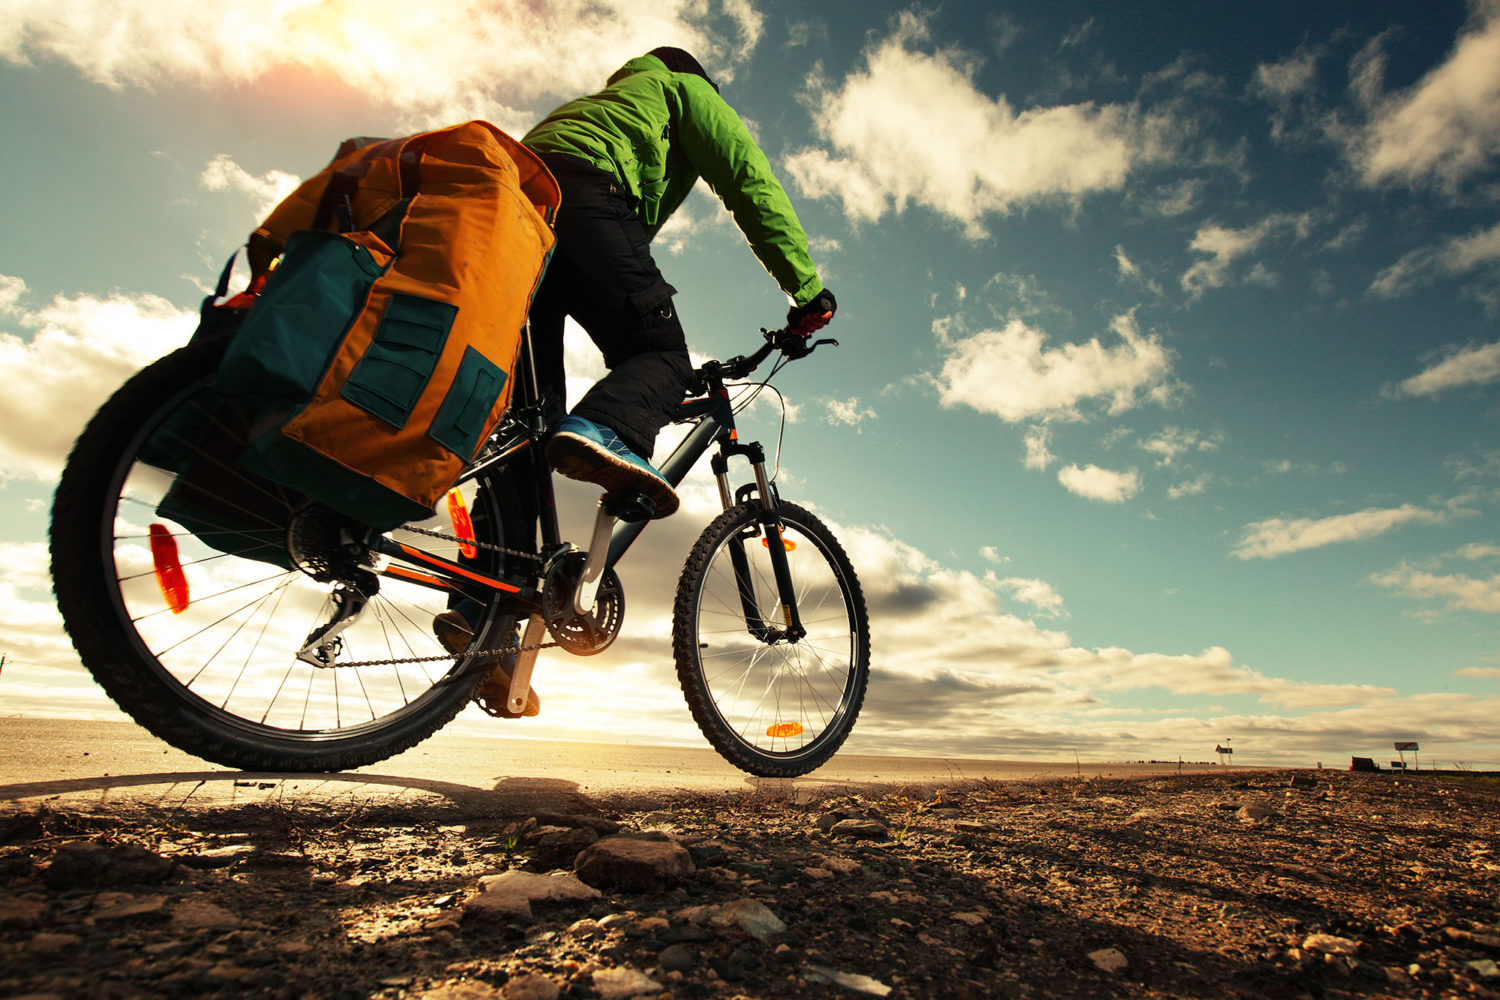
673 501 870 777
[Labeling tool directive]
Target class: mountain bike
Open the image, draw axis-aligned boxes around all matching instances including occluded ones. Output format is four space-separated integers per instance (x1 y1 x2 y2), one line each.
49 324 870 778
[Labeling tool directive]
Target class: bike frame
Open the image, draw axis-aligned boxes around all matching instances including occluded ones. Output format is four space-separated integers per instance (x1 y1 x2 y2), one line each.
367 324 807 641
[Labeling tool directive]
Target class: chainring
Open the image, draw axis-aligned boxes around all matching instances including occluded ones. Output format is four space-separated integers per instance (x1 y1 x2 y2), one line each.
540 552 624 655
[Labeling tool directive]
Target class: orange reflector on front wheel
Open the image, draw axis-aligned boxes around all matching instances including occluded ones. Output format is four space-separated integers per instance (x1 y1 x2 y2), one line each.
761 534 797 552
766 722 804 738
149 523 189 614
446 489 477 559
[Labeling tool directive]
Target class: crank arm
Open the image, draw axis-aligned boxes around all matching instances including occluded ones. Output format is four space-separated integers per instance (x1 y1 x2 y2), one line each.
574 501 617 616
508 614 548 716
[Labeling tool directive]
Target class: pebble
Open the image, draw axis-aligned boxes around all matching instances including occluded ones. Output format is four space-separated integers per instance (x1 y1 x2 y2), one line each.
28 932 82 953
531 812 620 836
1302 933 1360 955
466 871 600 920
1468 959 1500 980
591 966 664 999
830 819 888 841
0 894 47 929
171 900 242 932
501 973 560 1000
176 844 257 870
658 943 696 972
418 983 504 1000
574 836 695 893
91 893 169 923
674 897 787 942
818 856 863 876
805 965 893 997
46 841 174 888
1237 803 1279 824
1088 947 1129 973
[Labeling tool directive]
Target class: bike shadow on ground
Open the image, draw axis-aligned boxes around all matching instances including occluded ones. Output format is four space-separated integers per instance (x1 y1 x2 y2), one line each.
0 769 599 821
0 768 911 819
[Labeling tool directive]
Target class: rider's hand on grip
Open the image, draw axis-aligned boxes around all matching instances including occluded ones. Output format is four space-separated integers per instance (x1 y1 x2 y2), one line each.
786 288 837 336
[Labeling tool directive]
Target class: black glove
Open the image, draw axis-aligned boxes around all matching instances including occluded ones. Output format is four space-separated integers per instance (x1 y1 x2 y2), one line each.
787 288 837 335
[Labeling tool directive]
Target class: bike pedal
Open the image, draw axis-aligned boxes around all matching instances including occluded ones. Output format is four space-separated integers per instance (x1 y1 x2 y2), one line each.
602 490 658 523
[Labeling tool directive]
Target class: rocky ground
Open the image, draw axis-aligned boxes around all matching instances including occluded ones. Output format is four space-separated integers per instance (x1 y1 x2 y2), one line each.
2 769 1499 999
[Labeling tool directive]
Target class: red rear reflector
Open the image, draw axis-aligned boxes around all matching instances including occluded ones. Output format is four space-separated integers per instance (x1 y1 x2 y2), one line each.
149 523 189 614
446 489 477 559
766 722 804 738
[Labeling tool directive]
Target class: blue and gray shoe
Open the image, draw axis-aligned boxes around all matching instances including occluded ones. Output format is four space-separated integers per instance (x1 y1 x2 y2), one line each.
545 415 680 518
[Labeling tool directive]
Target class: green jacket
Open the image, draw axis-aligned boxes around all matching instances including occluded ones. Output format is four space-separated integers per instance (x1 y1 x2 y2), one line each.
523 55 824 307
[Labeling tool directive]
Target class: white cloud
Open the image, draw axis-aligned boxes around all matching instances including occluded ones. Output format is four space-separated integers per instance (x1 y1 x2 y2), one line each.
1345 2 1500 192
1139 426 1223 467
1138 178 1204 218
1253 48 1320 103
1369 220 1500 301
1180 212 1311 297
0 277 197 481
1388 339 1500 397
1057 463 1141 503
1373 564 1500 614
0 0 760 126
200 154 302 219
1167 473 1212 499
783 11 1180 235
1456 666 1500 677
1233 502 1458 559
933 312 1176 423
1458 543 1500 559
1250 46 1323 141
991 575 1067 618
825 397 876 428
1023 425 1054 471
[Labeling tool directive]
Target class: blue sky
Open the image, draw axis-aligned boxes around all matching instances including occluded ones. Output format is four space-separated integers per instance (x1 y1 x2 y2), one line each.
3 0 1499 768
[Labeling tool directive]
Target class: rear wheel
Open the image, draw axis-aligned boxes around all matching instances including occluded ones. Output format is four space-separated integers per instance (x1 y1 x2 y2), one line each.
49 336 530 772
673 501 870 777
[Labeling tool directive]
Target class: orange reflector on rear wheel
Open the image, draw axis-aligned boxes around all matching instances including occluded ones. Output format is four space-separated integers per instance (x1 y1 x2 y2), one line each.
766 722 804 738
446 489 477 559
149 523 189 614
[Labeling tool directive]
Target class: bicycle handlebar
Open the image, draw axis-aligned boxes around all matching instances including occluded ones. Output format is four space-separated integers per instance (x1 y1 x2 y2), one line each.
699 327 840 385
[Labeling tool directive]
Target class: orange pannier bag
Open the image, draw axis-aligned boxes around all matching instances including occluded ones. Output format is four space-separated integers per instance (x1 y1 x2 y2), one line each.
215 121 559 530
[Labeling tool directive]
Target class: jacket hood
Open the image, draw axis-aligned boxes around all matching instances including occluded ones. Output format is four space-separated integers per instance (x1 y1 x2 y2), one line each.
606 55 668 87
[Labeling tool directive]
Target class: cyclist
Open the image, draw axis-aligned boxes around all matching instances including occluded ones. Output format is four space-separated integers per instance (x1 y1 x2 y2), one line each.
523 46 838 519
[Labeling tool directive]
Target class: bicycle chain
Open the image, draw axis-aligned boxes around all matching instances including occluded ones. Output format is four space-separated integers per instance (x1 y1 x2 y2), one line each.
395 523 542 564
333 637 558 670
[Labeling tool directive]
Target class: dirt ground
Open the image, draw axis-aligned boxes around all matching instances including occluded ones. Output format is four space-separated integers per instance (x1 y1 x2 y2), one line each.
2 768 1499 999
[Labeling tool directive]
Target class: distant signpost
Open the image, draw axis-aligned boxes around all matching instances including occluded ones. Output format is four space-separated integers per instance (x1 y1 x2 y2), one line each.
1215 744 1234 766
1394 741 1420 772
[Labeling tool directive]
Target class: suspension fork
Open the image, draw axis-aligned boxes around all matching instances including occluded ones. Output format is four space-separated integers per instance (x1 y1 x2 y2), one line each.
712 441 807 644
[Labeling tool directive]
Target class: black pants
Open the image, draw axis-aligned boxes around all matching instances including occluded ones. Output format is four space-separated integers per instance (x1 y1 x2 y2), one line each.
527 152 694 460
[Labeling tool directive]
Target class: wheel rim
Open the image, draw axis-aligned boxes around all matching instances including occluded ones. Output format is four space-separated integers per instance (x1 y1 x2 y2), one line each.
692 516 862 761
100 376 498 744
